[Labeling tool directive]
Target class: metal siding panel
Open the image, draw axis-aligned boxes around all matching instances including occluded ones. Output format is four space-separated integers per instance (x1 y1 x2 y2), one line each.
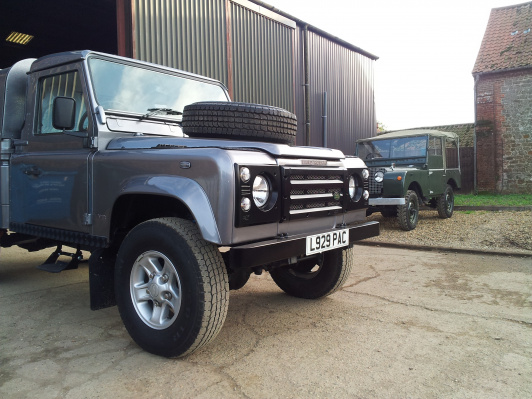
230 1 294 112
306 31 375 154
133 0 228 84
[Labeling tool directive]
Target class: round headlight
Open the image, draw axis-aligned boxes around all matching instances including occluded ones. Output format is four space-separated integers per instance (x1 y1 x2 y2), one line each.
253 175 270 208
240 167 251 183
362 169 369 180
241 197 251 212
348 176 357 199
374 171 384 183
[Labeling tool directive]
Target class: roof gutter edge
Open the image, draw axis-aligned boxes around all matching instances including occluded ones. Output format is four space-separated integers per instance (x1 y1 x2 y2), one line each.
472 65 532 77
247 0 379 60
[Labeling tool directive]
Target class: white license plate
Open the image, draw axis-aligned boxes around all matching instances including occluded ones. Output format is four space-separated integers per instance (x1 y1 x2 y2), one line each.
306 229 349 255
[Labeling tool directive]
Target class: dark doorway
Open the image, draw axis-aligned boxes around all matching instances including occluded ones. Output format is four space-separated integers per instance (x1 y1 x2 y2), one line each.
0 0 117 68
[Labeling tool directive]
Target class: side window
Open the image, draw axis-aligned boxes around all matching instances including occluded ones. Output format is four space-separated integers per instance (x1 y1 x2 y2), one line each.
428 136 442 156
37 71 88 134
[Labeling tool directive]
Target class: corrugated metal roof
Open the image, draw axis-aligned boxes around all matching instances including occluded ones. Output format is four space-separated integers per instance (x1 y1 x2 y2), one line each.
473 1 532 74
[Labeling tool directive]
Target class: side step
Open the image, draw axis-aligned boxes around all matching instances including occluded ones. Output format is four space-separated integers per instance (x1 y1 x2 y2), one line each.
37 245 84 273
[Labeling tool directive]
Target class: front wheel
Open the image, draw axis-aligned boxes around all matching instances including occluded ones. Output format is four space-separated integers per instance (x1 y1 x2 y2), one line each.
397 190 419 231
269 247 354 299
437 185 454 218
115 217 229 357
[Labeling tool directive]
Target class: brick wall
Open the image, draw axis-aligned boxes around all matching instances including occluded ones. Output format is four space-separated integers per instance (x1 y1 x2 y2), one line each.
475 69 532 193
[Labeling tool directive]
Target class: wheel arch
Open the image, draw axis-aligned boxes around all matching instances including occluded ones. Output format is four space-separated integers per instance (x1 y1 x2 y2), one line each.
108 176 222 247
446 178 458 190
407 181 423 198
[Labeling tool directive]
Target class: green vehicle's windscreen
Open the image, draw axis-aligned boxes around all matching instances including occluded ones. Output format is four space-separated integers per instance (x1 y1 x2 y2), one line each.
88 58 229 120
358 136 428 160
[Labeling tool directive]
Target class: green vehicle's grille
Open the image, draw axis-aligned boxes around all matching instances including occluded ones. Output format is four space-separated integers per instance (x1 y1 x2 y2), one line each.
369 168 386 195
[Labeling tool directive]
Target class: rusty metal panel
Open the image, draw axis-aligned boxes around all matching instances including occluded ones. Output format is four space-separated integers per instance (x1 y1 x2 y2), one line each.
133 0 228 84
305 31 376 154
229 0 294 112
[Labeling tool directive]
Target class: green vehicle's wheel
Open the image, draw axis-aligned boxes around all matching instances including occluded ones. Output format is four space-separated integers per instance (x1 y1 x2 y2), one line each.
437 184 454 219
397 190 419 231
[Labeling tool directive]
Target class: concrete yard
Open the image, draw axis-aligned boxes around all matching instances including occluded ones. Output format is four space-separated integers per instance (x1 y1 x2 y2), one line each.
1 245 531 398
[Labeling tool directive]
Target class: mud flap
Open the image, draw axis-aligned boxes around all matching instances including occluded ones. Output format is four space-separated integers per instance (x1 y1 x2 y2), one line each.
89 248 117 310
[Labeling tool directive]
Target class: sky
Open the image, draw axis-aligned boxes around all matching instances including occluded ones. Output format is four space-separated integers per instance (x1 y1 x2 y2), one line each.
264 0 523 131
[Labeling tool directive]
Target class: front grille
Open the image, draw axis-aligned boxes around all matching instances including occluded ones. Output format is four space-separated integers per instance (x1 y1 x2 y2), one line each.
282 167 347 219
369 167 385 195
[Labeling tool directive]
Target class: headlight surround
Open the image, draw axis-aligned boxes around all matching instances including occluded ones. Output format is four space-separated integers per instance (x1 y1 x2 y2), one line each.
252 174 270 209
374 171 384 183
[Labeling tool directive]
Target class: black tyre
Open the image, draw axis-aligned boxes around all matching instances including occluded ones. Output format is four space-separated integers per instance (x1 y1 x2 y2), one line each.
182 101 297 145
437 184 454 219
397 190 419 231
269 247 353 299
115 217 229 357
381 207 398 218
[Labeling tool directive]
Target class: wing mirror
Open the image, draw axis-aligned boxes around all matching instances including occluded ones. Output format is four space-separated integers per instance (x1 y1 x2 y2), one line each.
52 96 76 130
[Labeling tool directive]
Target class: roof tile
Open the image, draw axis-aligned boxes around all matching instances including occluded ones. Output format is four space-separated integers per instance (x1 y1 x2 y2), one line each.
473 2 532 74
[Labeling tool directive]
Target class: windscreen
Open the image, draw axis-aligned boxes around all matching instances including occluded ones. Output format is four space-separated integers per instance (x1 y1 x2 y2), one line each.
357 136 428 160
88 58 229 120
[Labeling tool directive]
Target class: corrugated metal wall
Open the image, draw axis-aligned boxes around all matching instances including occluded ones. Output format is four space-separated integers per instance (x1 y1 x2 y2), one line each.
129 0 376 153
305 30 375 154
230 1 294 112
133 0 228 83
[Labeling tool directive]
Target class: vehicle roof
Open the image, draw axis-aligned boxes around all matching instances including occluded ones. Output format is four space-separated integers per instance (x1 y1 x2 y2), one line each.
357 129 459 142
28 50 223 85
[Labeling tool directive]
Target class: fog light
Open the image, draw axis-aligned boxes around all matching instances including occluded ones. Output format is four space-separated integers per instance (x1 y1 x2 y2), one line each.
362 169 369 179
363 190 369 200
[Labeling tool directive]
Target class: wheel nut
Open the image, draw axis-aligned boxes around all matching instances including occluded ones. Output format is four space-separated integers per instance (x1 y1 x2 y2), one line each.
149 273 154 279
153 300 160 307
162 274 169 283
164 293 172 300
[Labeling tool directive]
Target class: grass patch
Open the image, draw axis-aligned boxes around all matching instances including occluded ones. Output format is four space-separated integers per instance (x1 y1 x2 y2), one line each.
455 193 532 207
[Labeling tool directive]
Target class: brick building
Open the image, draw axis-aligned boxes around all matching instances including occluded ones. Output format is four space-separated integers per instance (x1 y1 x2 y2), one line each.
473 1 532 193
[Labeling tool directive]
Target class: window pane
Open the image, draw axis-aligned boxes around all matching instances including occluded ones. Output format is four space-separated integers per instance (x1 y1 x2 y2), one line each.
38 71 87 134
88 58 228 119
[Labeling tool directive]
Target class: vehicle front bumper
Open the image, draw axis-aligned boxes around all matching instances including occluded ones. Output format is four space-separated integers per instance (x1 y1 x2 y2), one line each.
228 221 379 269
369 197 406 206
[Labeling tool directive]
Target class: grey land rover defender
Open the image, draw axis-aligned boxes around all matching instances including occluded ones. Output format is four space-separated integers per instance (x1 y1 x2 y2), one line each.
0 51 379 357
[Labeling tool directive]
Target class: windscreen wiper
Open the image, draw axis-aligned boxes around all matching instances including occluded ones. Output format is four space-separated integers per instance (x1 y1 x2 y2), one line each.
141 108 183 120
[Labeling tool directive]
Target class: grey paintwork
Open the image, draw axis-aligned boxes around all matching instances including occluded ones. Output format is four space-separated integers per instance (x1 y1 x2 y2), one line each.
1 50 373 252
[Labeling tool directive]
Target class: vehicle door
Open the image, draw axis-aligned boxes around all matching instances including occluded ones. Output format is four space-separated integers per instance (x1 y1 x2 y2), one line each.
427 136 445 196
10 64 93 233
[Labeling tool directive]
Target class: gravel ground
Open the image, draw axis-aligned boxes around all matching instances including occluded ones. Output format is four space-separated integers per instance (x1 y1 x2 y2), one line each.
364 209 532 254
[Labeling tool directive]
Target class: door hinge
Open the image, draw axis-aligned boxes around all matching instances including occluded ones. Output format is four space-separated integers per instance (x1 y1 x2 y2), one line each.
89 137 98 149
83 213 93 226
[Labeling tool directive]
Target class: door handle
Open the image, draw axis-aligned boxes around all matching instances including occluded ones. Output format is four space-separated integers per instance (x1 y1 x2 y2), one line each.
23 166 42 176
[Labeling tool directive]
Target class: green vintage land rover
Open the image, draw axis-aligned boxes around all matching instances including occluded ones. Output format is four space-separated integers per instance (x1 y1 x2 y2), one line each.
355 130 461 231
